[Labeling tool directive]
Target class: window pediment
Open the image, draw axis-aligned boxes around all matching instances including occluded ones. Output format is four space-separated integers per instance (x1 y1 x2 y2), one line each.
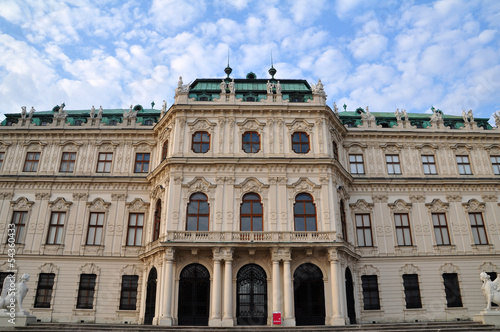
86 198 111 212
237 118 265 132
48 197 72 211
462 199 485 212
285 119 313 134
10 197 34 210
349 199 374 213
388 199 412 213
187 119 216 133
425 199 449 212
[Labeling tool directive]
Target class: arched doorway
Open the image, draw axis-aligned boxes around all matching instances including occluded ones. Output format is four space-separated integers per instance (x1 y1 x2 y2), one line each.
144 267 157 325
293 263 325 325
178 264 210 326
237 264 267 325
345 267 356 324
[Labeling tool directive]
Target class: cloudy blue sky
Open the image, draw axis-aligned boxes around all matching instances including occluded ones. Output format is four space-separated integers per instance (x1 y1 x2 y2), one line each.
0 0 499 121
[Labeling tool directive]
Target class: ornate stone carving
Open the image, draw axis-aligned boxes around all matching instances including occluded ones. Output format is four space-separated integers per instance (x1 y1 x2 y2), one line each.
349 199 374 213
480 272 500 310
73 193 89 201
425 199 449 212
285 119 314 134
372 195 388 203
126 198 149 212
235 177 269 196
462 199 486 212
48 197 72 211
111 193 127 201
10 197 34 210
287 177 320 195
482 194 498 203
35 193 51 200
400 263 420 275
86 198 111 212
271 247 291 261
213 247 233 261
182 177 216 196
446 194 462 202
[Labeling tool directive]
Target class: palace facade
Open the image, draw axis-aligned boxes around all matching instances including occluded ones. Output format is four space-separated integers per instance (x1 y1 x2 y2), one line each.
0 68 499 326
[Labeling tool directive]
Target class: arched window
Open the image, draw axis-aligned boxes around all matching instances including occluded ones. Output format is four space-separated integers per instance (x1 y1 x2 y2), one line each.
294 193 317 231
161 141 168 160
291 132 310 153
240 193 263 231
192 131 210 153
186 193 209 231
340 200 347 241
152 200 161 241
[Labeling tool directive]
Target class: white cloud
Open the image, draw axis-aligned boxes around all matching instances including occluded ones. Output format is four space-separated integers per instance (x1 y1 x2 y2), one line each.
149 0 207 30
289 0 326 24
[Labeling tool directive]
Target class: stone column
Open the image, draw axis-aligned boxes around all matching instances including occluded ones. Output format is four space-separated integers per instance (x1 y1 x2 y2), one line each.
159 248 175 326
222 248 234 326
329 248 345 325
272 259 281 314
209 249 222 326
283 259 295 326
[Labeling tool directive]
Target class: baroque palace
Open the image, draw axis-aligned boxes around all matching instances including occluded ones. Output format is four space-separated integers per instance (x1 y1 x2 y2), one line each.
0 66 499 327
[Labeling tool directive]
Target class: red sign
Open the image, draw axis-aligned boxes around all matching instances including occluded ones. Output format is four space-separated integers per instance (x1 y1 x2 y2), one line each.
273 312 281 325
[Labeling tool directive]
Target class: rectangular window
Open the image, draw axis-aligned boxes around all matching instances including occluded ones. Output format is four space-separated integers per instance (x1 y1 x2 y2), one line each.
34 273 55 308
432 213 450 245
86 212 104 245
59 152 76 173
361 275 380 310
76 274 96 309
356 214 373 247
134 153 150 173
127 213 144 246
469 212 488 244
47 212 65 244
395 213 412 246
422 155 437 174
119 275 139 310
491 156 500 175
443 273 462 308
456 155 472 175
349 154 365 174
23 152 40 172
386 155 401 174
10 211 27 243
0 152 4 170
96 152 113 173
403 274 422 309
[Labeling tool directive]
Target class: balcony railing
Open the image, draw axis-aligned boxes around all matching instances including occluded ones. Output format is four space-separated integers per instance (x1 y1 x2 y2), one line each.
164 231 336 243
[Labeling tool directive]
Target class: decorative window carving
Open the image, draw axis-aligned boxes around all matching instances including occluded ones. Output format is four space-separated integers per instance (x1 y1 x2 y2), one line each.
291 132 310 153
192 131 210 153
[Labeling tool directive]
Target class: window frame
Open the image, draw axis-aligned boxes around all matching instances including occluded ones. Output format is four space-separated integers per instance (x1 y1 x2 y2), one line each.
386 154 402 175
192 131 210 153
127 213 144 246
10 211 27 244
0 151 5 170
161 141 168 160
491 155 500 175
394 213 412 246
443 273 463 308
456 155 472 175
349 154 365 174
34 273 55 308
23 152 40 172
469 212 488 245
59 152 76 173
432 213 451 245
152 200 161 241
291 132 310 154
134 153 150 173
293 193 317 231
242 131 261 153
76 274 97 309
46 211 66 245
186 193 210 231
403 274 422 309
421 155 437 175
119 275 139 310
96 152 113 173
340 200 348 242
333 141 339 160
240 193 263 231
356 213 373 247
86 212 105 245
361 275 381 310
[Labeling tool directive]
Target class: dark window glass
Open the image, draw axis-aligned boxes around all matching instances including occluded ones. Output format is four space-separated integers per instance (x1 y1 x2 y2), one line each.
192 131 210 153
120 275 139 310
333 141 339 160
47 212 65 244
34 273 55 308
134 153 150 173
492 156 500 175
76 274 96 309
60 152 76 173
349 154 364 174
294 193 316 231
186 193 209 231
0 272 12 295
127 213 143 246
152 200 161 241
356 214 373 247
10 211 27 243
403 274 422 309
395 213 412 246
456 155 472 174
23 152 40 172
340 200 347 242
422 155 437 174
162 141 168 160
96 152 113 173
0 152 5 170
240 193 263 231
443 273 462 307
242 131 261 153
432 213 450 245
291 132 310 153
469 212 488 244
361 275 380 310
86 212 104 245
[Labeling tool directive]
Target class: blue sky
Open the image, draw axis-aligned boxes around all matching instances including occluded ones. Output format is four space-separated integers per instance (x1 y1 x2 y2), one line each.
0 0 499 121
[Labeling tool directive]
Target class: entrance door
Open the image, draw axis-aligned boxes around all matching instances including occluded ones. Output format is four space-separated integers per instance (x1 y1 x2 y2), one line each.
237 264 267 325
178 264 210 326
144 267 157 325
294 263 325 325
345 267 356 324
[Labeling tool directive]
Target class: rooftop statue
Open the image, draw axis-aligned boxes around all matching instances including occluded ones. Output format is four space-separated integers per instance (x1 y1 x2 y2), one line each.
220 80 227 94
21 106 27 119
29 107 35 119
90 106 95 118
266 80 273 94
97 106 103 119
480 271 500 310
494 111 500 127
229 79 235 94
276 81 282 94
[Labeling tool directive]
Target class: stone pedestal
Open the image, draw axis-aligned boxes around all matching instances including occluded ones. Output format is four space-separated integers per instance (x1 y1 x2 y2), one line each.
158 317 173 326
474 310 500 326
0 310 37 327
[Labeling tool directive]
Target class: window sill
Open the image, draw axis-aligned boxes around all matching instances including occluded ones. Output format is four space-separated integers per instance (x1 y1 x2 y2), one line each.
41 244 64 255
471 244 494 254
